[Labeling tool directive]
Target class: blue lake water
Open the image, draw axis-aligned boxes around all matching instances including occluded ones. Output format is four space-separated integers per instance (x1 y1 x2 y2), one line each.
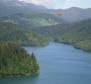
0 43 91 84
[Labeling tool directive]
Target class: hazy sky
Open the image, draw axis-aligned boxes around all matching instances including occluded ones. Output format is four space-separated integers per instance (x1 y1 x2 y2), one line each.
20 0 91 9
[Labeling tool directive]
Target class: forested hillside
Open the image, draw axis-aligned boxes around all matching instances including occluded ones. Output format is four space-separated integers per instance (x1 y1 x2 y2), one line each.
0 1 91 52
0 22 49 46
0 17 91 52
0 13 65 29
31 19 91 52
0 43 39 77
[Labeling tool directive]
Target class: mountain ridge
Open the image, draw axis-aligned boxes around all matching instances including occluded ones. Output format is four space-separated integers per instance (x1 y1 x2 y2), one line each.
49 7 91 22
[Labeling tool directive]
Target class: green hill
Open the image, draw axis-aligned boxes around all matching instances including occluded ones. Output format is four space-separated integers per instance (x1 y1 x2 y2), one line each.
0 16 91 52
0 43 39 77
59 19 91 52
0 13 65 29
31 19 91 52
0 22 49 46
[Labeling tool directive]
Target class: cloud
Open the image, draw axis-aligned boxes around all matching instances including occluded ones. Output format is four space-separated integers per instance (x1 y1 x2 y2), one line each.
19 0 91 9
19 0 65 9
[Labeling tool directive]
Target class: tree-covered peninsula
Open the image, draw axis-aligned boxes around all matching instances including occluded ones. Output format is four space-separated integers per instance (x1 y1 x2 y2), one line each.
0 43 39 77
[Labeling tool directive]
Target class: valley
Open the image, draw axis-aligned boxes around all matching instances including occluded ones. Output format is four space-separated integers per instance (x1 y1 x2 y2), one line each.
0 0 91 81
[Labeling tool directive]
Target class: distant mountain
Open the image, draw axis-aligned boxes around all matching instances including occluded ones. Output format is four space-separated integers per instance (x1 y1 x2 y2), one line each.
0 0 91 23
49 7 91 22
0 0 47 17
0 0 66 27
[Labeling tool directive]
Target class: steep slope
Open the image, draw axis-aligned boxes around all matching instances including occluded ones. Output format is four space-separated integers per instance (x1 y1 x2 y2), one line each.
0 43 39 77
31 19 91 52
0 0 47 17
58 19 91 51
0 22 49 46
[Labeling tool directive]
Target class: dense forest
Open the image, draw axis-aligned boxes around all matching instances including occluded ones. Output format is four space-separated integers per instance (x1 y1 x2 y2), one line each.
0 18 91 52
0 17 91 52
31 19 91 52
0 43 39 77
0 22 49 46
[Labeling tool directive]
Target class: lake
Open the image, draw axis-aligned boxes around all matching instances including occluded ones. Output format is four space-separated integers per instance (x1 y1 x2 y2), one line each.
0 43 91 84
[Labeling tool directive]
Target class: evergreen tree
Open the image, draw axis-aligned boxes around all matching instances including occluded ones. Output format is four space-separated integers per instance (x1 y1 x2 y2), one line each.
0 43 39 77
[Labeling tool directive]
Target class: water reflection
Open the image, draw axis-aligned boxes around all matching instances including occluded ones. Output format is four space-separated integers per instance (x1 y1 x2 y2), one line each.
0 75 39 84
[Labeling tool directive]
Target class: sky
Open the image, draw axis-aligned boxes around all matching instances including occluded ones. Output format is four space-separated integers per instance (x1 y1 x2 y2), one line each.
20 0 91 9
